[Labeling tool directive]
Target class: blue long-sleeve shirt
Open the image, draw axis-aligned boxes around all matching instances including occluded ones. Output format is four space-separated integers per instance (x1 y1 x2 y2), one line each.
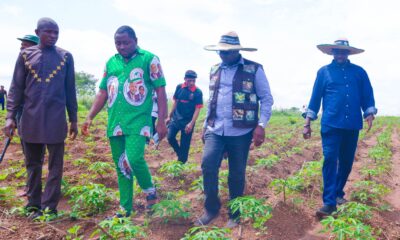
306 60 377 130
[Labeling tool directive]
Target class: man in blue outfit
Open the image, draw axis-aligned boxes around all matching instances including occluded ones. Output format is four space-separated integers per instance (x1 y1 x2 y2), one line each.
303 38 377 218
195 31 274 228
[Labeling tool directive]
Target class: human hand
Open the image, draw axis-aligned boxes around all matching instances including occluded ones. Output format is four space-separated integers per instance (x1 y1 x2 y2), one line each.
303 125 312 139
365 115 375 132
156 120 167 141
3 119 16 139
252 125 265 147
185 122 194 134
81 119 92 136
69 122 78 140
201 128 207 144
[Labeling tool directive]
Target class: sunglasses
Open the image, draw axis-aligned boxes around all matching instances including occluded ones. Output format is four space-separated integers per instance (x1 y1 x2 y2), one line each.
217 50 239 55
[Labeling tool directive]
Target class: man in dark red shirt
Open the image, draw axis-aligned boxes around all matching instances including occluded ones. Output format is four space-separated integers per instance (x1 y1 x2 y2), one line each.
166 70 203 164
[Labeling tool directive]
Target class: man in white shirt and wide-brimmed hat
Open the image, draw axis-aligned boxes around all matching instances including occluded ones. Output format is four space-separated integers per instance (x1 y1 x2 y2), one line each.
195 31 274 228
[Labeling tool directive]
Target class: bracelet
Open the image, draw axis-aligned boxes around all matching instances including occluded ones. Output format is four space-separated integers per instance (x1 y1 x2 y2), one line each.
303 124 310 127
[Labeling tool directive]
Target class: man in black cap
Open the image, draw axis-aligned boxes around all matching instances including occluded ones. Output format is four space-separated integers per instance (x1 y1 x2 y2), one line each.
4 17 78 219
166 70 203 164
15 34 39 197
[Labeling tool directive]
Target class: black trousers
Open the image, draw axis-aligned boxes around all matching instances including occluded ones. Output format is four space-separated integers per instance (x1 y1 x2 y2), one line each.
167 120 194 163
23 141 64 211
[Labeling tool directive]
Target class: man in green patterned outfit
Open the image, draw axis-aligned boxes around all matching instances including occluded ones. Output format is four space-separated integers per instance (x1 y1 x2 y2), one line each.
82 26 168 217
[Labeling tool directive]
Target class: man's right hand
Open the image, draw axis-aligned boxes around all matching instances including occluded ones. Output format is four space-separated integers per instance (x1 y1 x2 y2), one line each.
3 119 16 139
201 127 206 144
302 125 312 139
81 119 92 136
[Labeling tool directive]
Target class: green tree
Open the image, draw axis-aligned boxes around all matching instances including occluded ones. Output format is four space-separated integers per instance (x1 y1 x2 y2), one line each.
75 71 97 96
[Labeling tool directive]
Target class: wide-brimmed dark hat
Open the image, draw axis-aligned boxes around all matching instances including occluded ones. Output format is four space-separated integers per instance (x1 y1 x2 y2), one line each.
17 35 39 44
184 70 197 79
204 31 257 52
317 38 364 55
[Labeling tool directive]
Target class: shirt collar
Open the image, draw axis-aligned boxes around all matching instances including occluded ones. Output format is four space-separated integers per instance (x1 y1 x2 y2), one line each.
331 59 351 67
116 47 143 61
220 55 244 69
181 82 197 92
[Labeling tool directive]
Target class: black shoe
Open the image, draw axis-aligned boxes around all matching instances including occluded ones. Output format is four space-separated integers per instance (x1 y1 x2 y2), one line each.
336 197 348 205
194 211 219 226
146 192 158 210
29 210 43 220
316 205 337 219
24 205 40 213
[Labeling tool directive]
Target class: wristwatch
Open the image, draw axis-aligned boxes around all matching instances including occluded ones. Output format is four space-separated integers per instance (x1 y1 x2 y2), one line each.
258 122 266 128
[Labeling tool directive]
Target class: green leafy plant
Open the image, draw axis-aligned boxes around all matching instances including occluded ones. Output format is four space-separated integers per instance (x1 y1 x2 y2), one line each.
91 217 147 240
269 176 304 202
66 225 84 240
33 207 61 222
151 199 191 223
159 161 191 178
88 161 114 178
351 180 390 203
336 202 374 222
182 226 231 240
321 216 376 240
228 196 272 231
0 186 20 207
190 176 204 192
255 154 280 169
66 183 113 218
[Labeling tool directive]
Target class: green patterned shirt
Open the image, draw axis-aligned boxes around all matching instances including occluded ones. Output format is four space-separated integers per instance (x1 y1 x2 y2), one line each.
99 48 166 137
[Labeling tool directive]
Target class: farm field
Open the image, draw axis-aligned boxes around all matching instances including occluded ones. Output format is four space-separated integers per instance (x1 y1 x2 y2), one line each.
0 108 399 240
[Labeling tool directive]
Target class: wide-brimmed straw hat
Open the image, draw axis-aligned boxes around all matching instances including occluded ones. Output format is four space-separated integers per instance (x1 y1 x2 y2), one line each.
317 38 364 55
204 31 257 52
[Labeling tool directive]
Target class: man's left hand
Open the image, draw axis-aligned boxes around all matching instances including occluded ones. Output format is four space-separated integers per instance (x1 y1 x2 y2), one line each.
185 122 194 134
253 125 265 147
365 115 375 132
156 120 168 141
69 122 78 140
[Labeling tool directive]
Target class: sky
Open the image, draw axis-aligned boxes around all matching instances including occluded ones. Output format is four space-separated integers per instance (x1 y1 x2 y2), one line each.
0 0 399 115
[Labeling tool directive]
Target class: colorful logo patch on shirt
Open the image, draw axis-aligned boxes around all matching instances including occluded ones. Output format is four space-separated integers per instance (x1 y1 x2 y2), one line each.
233 109 244 120
246 110 255 121
234 92 245 104
149 57 164 81
242 81 254 93
140 126 151 137
123 79 147 106
118 152 132 179
130 68 144 81
107 76 119 107
249 94 257 104
113 125 123 136
243 64 256 74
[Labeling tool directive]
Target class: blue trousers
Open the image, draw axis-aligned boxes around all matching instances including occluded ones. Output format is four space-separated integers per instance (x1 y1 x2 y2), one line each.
201 130 252 219
321 125 359 206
